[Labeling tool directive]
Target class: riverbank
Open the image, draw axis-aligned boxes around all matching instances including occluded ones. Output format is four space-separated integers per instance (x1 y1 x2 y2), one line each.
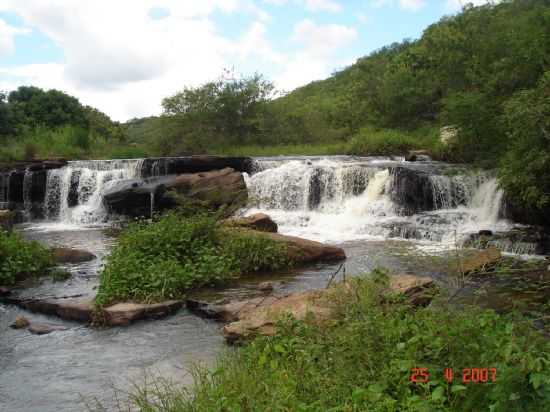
123 273 550 412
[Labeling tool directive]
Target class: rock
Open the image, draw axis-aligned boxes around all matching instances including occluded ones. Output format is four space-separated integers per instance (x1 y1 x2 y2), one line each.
140 156 253 176
220 274 436 343
6 297 95 322
187 296 280 323
223 290 332 343
165 168 248 212
258 281 274 292
104 168 248 217
255 232 346 264
389 167 436 215
440 125 458 145
478 230 493 237
224 213 278 233
10 315 30 329
103 300 183 326
3 295 183 326
28 323 68 335
465 229 550 256
456 247 501 275
52 248 96 264
0 286 11 297
405 150 432 162
387 274 436 307
0 210 15 231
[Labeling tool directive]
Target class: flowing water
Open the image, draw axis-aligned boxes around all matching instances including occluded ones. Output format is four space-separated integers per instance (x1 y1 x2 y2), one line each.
0 156 546 411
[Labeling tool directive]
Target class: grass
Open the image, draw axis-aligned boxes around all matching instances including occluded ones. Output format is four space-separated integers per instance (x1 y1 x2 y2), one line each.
212 142 350 157
0 230 53 285
123 272 550 412
95 212 289 307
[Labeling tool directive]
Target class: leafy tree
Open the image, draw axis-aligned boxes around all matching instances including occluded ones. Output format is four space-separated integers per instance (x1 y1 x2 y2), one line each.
499 71 550 212
161 71 275 150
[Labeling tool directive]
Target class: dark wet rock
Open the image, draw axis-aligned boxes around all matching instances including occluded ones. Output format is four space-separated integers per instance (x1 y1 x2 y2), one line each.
103 301 183 326
465 229 550 256
0 210 15 231
224 213 278 233
478 230 493 237
389 167 435 215
0 286 11 297
405 150 432 162
140 156 253 176
0 160 67 218
10 315 30 329
52 248 96 264
257 281 274 292
28 323 68 335
502 196 550 228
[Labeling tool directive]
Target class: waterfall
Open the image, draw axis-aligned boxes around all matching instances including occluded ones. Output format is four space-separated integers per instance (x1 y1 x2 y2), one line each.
42 159 147 225
22 169 33 219
245 158 511 245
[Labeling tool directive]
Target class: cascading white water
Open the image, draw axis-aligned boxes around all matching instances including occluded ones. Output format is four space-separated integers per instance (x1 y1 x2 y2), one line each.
245 158 511 246
43 159 146 225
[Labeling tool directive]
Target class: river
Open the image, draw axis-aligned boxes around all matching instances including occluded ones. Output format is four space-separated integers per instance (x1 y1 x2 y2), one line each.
0 156 545 411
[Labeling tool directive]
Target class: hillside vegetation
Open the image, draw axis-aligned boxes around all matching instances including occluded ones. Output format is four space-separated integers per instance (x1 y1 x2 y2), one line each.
1 0 549 216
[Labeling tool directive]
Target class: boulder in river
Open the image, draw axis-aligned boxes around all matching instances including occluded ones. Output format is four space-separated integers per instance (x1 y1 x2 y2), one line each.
52 248 96 264
0 286 11 297
223 213 278 233
0 210 15 231
405 150 432 162
9 315 67 335
10 315 30 329
255 232 346 264
454 247 502 275
164 167 248 212
103 300 183 326
2 294 184 326
104 168 248 218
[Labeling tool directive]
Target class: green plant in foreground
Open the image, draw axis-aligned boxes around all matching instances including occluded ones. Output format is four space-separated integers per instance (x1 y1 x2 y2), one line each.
95 213 289 307
125 276 550 412
0 230 53 285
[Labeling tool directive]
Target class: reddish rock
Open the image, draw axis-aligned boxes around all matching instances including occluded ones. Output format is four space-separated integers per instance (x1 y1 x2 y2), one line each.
52 248 96 264
28 323 68 335
224 213 278 233
103 300 183 326
260 232 346 264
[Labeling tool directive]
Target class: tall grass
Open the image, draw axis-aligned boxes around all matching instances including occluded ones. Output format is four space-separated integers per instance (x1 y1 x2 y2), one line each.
0 125 147 161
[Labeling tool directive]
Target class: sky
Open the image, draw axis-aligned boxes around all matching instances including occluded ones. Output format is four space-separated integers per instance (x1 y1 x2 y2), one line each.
0 0 491 122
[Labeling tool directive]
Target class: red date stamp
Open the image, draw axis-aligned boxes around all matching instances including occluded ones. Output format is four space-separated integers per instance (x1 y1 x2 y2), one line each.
410 368 497 384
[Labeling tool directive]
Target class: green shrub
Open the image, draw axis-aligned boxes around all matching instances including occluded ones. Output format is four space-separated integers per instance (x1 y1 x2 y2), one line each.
95 213 289 307
0 230 53 285
128 275 550 412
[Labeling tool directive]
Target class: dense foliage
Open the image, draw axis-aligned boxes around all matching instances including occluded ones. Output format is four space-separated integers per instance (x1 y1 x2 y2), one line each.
0 230 53 285
0 86 126 160
95 213 289 307
128 274 550 412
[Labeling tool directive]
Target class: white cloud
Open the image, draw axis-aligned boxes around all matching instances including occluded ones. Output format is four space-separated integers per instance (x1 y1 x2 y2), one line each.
303 0 341 13
399 0 426 11
276 19 356 90
263 0 341 13
0 18 29 57
292 19 357 57
446 0 494 11
0 0 355 120
371 0 426 11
